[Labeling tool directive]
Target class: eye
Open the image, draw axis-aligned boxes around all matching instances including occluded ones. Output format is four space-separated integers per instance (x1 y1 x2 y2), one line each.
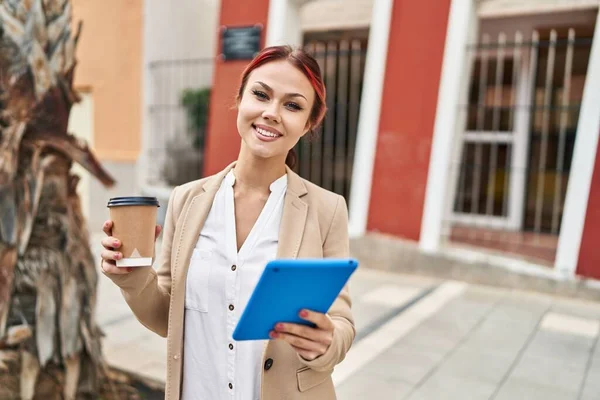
251 89 269 100
286 102 303 111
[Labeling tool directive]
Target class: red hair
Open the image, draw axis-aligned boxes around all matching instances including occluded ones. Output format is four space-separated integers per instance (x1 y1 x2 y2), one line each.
236 45 327 168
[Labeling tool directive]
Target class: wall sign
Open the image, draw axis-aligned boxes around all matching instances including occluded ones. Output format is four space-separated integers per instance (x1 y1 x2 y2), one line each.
220 25 262 61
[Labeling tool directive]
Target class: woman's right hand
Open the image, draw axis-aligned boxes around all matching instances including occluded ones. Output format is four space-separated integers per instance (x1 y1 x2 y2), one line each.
100 220 162 274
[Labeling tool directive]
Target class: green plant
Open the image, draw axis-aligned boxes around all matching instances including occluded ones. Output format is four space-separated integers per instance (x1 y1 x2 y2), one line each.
181 87 211 149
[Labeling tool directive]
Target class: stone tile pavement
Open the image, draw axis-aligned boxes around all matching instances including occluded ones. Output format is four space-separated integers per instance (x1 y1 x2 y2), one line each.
91 233 600 399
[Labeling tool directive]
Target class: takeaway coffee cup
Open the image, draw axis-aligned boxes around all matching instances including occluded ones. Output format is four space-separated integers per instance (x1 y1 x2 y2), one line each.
107 196 160 267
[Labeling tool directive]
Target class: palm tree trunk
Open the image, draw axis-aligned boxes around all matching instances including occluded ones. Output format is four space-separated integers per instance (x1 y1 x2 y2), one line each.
0 1 127 398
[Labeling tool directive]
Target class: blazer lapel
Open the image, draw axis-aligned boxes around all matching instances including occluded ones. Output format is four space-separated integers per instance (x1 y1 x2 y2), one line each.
276 167 308 259
264 168 309 360
173 163 235 286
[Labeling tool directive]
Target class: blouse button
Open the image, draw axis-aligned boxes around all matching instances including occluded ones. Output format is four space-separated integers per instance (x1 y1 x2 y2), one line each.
229 304 235 311
229 383 233 390
264 358 273 371
231 265 237 271
229 343 234 350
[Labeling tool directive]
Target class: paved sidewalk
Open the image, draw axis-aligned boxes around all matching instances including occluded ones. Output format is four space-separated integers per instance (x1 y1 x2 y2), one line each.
92 233 600 399
335 275 600 400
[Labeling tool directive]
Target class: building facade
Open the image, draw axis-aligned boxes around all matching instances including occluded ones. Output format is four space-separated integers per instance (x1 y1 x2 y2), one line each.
70 0 600 280
70 0 144 227
71 0 220 229
204 0 600 280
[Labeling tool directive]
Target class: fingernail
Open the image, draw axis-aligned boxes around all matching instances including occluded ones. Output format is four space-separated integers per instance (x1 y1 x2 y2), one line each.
276 323 284 330
300 310 308 317
113 240 120 247
115 253 121 260
270 331 278 338
127 267 133 273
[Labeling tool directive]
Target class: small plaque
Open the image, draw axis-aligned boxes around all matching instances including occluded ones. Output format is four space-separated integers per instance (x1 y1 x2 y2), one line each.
221 25 262 61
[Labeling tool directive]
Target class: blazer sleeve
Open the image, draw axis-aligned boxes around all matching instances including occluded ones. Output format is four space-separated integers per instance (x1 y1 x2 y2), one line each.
299 194 356 372
101 186 179 338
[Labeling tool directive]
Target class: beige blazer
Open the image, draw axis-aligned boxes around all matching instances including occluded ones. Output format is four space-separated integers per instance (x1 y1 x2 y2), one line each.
104 162 355 400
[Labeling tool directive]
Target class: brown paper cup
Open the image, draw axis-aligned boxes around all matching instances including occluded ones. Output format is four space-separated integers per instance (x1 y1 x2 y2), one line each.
107 196 160 267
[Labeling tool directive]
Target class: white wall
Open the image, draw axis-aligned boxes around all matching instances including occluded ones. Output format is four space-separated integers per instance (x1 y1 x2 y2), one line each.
68 91 94 221
479 0 599 18
139 0 220 187
143 0 220 67
479 8 598 38
300 0 373 32
143 0 219 103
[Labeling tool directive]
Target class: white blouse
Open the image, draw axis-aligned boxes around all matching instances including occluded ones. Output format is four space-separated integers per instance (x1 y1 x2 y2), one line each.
181 170 288 400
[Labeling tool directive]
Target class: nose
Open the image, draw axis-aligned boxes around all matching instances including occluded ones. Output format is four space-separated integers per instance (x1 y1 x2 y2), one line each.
262 103 281 124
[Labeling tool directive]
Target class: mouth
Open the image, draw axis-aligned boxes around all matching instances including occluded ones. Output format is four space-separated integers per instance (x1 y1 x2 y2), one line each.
253 124 283 142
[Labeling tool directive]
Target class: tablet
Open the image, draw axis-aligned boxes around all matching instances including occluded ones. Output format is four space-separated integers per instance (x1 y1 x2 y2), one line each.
232 258 359 341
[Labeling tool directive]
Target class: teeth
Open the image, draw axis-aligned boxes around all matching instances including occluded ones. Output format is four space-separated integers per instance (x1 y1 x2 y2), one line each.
256 127 279 138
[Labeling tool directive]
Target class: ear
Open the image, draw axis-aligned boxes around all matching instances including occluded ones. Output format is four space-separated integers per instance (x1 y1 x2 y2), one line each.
302 120 312 137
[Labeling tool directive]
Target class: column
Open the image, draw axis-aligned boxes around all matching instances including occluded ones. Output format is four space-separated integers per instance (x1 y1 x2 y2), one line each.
419 0 478 252
347 0 394 237
555 11 600 277
362 0 453 241
266 0 309 47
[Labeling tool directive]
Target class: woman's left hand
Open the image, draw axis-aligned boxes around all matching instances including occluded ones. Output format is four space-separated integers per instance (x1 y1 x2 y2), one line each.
270 309 335 361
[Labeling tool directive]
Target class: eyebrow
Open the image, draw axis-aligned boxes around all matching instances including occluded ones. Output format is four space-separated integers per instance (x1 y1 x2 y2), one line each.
255 81 307 101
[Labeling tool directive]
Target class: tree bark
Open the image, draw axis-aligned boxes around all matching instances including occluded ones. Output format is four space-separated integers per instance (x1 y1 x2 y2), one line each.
0 1 119 398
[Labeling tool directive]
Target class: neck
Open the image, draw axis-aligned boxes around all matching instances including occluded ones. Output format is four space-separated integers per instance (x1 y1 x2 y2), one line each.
234 147 287 192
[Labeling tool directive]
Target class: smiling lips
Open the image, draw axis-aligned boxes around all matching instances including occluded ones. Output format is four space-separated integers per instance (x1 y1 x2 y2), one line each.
253 124 283 142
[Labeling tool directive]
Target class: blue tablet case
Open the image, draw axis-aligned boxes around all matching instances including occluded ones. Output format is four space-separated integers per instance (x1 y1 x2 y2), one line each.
232 258 359 341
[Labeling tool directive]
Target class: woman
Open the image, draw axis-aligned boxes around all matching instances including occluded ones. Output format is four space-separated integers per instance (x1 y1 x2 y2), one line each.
100 45 354 400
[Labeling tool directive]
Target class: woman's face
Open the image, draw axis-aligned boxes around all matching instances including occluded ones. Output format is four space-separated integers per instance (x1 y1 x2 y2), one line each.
237 60 315 162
